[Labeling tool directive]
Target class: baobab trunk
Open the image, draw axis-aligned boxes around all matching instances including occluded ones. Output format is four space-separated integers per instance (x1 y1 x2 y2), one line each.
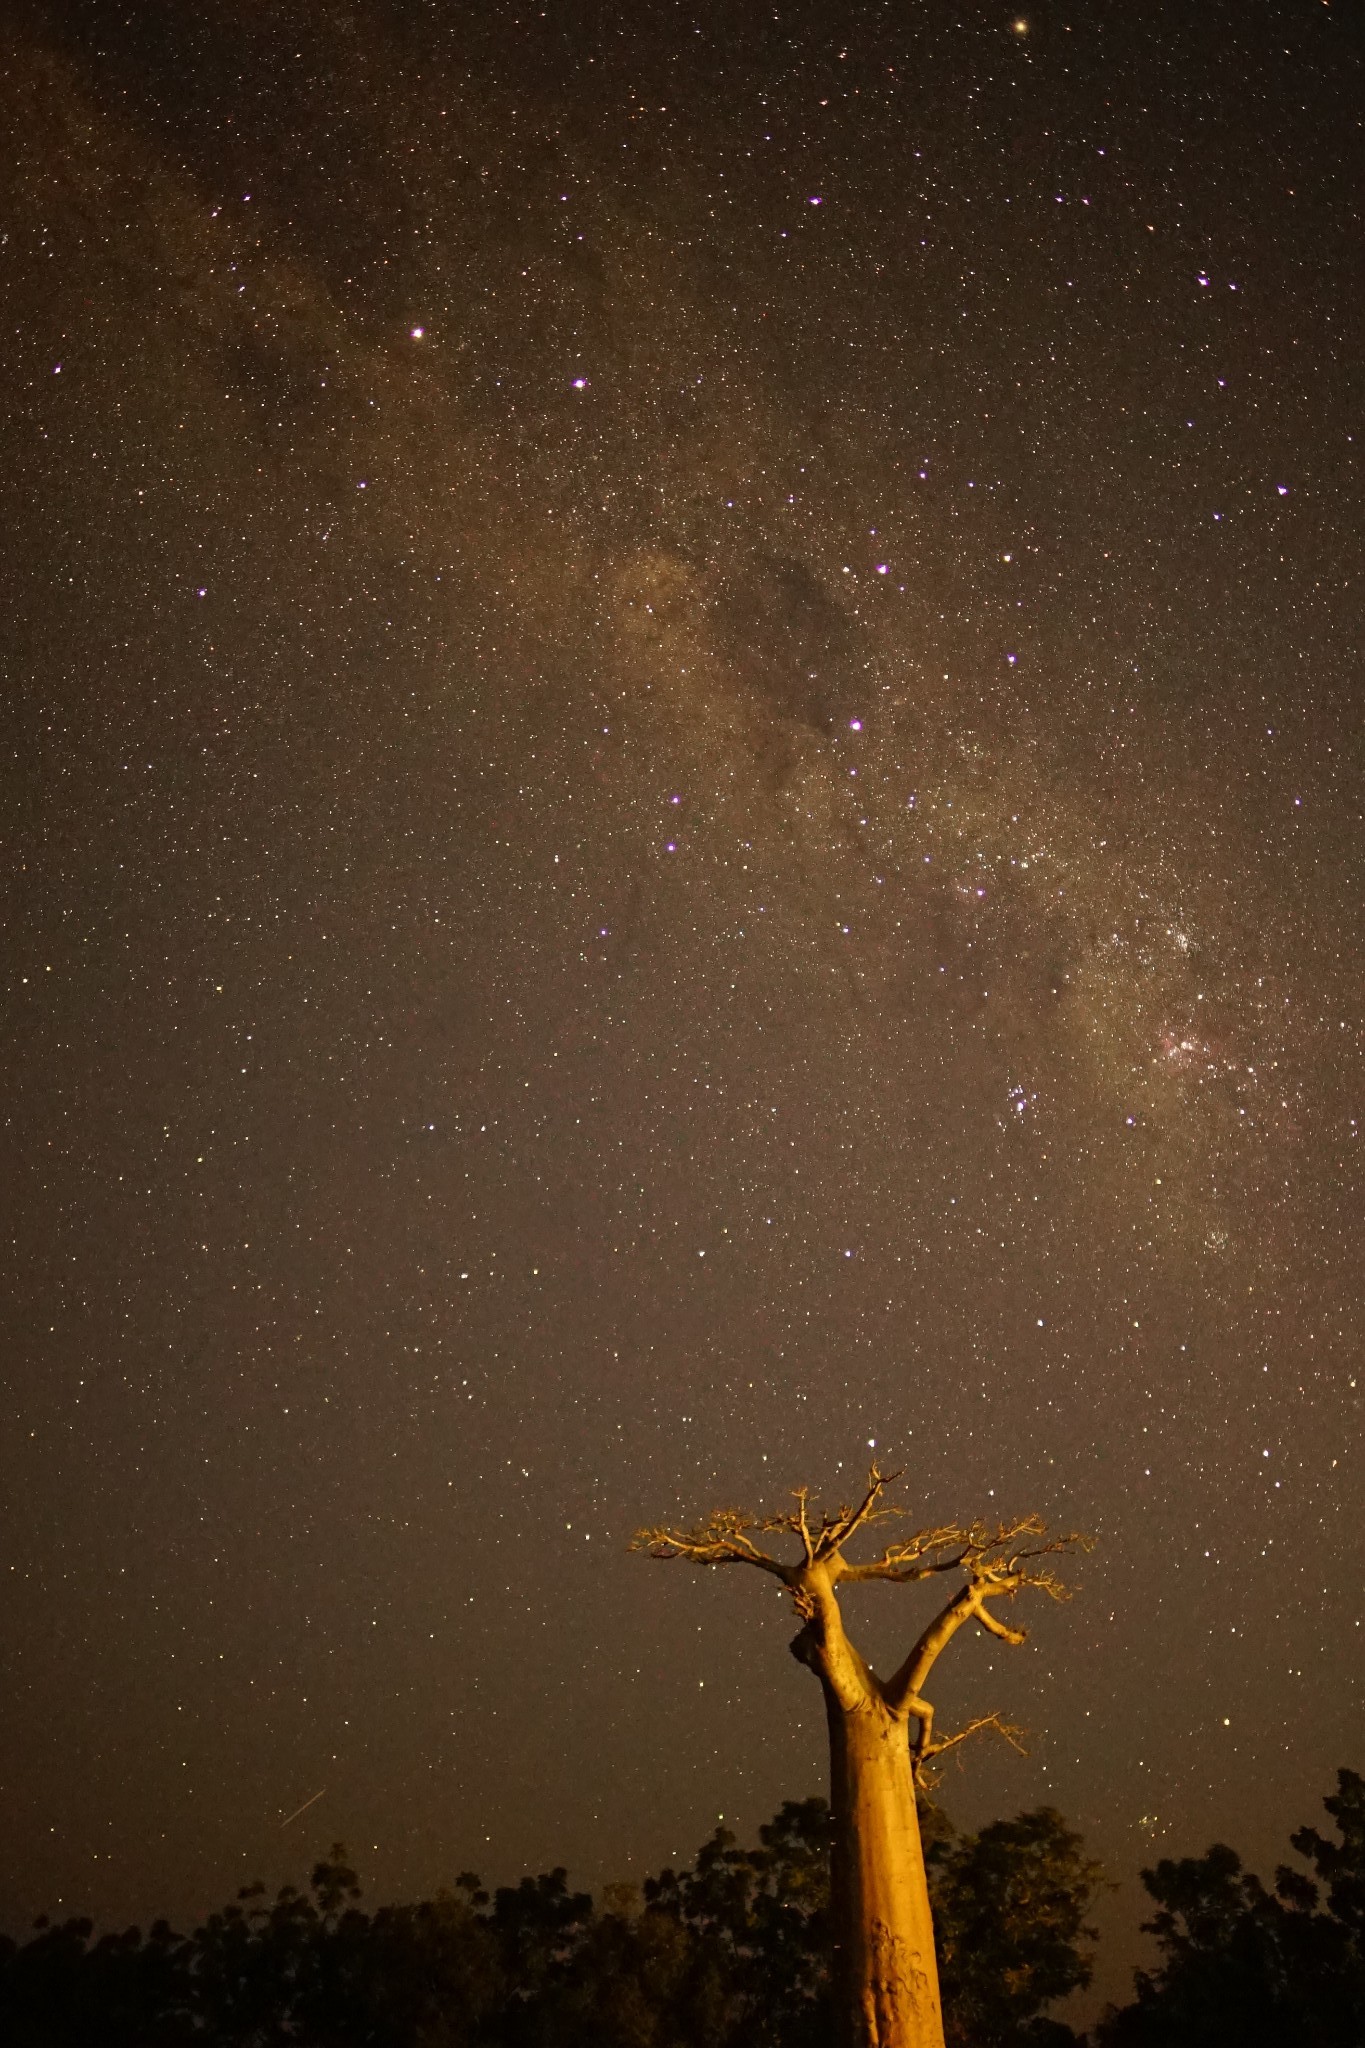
634 1468 1087 2048
825 1688 944 2048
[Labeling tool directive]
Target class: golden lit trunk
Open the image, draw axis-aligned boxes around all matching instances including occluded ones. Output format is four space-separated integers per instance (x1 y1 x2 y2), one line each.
635 1475 1082 2042
825 1687 945 2048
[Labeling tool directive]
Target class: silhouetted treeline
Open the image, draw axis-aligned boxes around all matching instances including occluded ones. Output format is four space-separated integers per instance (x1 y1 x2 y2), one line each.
2 1770 1361 2047
0 1799 1096 2048
1094 1767 1365 2048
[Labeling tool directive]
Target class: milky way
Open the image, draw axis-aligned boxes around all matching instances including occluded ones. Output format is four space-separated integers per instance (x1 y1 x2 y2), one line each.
2 0 1361 2013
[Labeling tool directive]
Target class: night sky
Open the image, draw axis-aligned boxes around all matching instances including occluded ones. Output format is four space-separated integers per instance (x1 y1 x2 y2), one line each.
3 0 1362 2012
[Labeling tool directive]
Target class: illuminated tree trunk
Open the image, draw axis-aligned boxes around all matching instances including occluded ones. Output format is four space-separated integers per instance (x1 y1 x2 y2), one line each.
825 1686 944 2048
634 1469 1087 2048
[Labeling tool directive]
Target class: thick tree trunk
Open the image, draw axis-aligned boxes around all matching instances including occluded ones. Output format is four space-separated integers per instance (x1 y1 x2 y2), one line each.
825 1685 945 2048
638 1472 1073 2048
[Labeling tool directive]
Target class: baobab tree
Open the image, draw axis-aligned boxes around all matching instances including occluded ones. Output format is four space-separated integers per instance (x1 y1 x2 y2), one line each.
634 1466 1089 2048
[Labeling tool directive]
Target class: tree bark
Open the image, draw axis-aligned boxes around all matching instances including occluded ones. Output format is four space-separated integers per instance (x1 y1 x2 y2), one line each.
825 1684 945 2048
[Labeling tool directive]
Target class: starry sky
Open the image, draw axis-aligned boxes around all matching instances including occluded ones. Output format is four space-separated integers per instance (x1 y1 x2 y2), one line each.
2 0 1362 2010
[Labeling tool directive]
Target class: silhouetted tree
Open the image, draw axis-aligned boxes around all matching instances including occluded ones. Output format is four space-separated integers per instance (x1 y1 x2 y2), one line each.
928 1808 1103 2048
1097 1767 1365 2048
635 1465 1090 2048
640 1796 835 2047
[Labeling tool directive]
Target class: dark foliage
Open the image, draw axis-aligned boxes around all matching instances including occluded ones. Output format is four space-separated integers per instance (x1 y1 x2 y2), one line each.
1097 1767 1365 2048
0 1797 1101 2047
928 1807 1104 2048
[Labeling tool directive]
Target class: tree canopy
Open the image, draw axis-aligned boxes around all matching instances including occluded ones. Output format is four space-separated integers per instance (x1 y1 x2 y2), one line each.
635 1466 1090 1776
1095 1767 1365 2048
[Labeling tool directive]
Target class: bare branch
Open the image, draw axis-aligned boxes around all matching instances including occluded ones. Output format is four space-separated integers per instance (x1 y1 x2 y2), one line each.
880 1517 1092 1713
630 1510 792 1579
913 1711 1028 1785
883 1582 982 1713
974 1606 1028 1647
747 1463 910 1565
794 1487 815 1566
839 1525 973 1583
816 1463 905 1558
